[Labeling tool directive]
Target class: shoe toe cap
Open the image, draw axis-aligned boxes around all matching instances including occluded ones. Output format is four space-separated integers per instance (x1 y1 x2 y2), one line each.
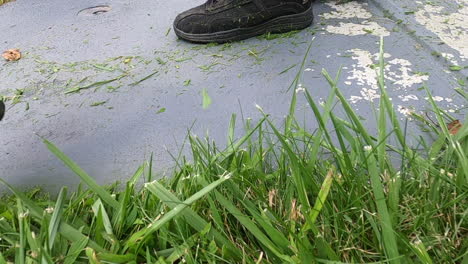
174 4 213 34
174 13 210 34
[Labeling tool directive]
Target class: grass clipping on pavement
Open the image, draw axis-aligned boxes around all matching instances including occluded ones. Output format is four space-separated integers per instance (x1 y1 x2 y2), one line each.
0 38 467 263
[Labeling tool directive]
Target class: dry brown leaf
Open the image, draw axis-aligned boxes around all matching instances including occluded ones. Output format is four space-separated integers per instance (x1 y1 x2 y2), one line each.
290 199 303 221
268 189 277 208
447 120 462 135
2 49 21 61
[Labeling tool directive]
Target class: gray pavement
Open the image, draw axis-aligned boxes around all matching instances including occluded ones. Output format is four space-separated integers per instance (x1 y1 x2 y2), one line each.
0 0 466 192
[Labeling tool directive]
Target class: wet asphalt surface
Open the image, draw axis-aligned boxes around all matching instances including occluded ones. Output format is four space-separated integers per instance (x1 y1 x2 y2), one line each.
0 0 466 192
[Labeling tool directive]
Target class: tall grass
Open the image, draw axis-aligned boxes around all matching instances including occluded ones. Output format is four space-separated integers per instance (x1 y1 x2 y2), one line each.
0 38 467 263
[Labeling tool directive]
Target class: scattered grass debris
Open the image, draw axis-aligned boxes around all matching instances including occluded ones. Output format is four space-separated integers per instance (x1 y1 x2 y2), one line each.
130 71 159 86
156 107 166 114
279 64 297 75
65 75 126 94
183 79 191 86
449 65 466 71
202 87 212 109
90 101 107 107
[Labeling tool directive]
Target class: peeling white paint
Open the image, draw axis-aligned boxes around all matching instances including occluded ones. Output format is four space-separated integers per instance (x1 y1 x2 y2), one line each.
361 88 381 102
415 4 468 59
320 0 462 117
321 1 372 20
397 105 414 117
441 53 460 65
386 59 429 89
399 94 419 102
347 49 378 90
346 49 428 104
295 83 305 93
319 98 325 106
372 53 392 60
321 1 390 37
423 96 455 104
350 96 363 104
325 22 390 37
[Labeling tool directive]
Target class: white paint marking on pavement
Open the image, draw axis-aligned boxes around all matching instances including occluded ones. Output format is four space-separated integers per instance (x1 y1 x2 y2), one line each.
325 22 390 37
321 1 390 37
415 4 468 59
321 1 372 19
345 49 428 104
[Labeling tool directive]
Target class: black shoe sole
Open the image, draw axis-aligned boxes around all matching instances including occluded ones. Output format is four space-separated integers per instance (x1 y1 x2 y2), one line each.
174 5 314 43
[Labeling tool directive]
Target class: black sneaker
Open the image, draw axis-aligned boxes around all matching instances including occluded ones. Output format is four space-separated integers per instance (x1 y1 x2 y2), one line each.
173 0 313 43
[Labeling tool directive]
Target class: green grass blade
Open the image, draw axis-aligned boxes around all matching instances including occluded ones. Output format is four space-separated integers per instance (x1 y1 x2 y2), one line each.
142 180 242 259
0 179 105 253
213 117 266 163
23 221 40 262
423 87 468 184
4 179 122 258
165 233 199 263
43 139 119 210
410 239 433 264
329 113 354 170
63 236 89 264
48 187 67 249
91 199 114 236
114 182 132 236
365 147 400 263
58 221 107 252
85 247 102 264
0 252 7 264
212 190 292 262
97 252 136 263
304 88 343 169
307 168 334 226
377 53 388 171
375 37 416 167
227 113 236 147
306 68 341 167
224 181 291 252
16 199 26 264
129 164 145 185
126 174 231 247
266 118 314 206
